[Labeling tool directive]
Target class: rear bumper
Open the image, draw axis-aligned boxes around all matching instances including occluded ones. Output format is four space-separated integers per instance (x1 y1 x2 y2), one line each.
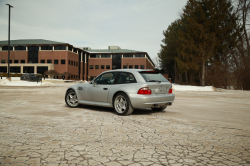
129 93 175 109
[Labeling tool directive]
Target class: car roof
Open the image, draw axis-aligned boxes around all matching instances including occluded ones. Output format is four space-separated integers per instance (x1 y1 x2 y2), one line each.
103 69 154 73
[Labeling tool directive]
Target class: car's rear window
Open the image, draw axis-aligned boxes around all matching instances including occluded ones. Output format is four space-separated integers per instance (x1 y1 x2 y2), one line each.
139 71 169 82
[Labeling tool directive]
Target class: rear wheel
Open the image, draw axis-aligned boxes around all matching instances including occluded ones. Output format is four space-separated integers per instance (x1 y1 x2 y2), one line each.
65 90 79 108
113 92 134 116
151 106 167 111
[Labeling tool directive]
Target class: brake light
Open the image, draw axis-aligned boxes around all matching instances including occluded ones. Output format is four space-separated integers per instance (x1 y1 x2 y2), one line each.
138 87 152 95
168 88 172 93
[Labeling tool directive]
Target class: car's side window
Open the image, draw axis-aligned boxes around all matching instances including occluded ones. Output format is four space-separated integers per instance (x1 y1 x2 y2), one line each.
95 72 117 84
114 72 137 84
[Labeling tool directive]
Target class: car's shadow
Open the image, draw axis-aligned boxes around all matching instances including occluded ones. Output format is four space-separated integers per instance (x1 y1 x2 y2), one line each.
69 104 160 116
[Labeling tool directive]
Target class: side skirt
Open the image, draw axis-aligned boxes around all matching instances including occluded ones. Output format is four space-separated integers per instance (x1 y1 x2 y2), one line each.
78 100 113 108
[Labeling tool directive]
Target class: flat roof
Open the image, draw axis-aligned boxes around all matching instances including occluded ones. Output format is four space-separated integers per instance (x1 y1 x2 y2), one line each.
0 39 69 46
84 49 145 54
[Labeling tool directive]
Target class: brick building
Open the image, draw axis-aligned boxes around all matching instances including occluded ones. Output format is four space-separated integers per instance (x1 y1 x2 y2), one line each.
0 39 155 80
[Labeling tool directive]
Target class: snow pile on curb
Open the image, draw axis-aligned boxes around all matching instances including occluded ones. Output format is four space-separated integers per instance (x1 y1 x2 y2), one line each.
0 79 54 87
0 79 10 86
172 84 214 91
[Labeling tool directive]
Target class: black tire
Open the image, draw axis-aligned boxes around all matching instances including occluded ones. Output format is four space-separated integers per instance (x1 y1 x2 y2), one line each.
65 90 79 108
151 106 167 111
113 92 134 116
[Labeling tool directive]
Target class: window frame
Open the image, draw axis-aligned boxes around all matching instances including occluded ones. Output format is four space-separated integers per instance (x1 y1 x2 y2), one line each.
61 59 65 64
93 72 118 85
54 59 59 64
114 72 137 84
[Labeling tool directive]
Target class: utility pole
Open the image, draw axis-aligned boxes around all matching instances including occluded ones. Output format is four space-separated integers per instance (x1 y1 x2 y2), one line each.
6 4 13 78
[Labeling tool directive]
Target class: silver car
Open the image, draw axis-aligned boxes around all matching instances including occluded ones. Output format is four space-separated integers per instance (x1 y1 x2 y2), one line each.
65 69 175 116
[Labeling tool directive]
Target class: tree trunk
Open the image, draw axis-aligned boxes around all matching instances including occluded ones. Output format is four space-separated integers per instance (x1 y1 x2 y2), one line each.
185 71 188 84
202 60 206 86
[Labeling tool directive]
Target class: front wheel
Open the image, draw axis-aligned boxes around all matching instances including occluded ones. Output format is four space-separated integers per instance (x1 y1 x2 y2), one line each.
113 92 134 116
65 90 79 108
151 106 167 111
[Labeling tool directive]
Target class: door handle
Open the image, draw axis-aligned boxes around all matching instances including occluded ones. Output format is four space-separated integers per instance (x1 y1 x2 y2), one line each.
103 88 108 90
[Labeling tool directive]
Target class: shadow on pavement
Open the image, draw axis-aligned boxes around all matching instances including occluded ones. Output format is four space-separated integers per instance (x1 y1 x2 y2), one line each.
66 104 166 116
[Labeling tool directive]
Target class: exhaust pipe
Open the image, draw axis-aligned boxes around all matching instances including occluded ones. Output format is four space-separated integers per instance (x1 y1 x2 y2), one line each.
152 102 172 108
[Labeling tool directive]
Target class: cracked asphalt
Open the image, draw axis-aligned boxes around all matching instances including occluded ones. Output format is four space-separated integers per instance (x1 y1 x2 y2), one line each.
0 83 250 166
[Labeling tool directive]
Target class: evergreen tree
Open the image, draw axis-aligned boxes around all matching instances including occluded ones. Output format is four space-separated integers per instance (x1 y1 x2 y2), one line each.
177 0 240 86
158 21 180 83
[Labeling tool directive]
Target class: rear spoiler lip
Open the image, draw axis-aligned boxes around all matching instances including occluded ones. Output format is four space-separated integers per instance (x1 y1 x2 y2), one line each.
138 71 160 74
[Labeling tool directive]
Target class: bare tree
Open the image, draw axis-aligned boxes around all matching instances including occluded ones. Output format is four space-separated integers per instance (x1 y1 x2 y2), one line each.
231 0 250 90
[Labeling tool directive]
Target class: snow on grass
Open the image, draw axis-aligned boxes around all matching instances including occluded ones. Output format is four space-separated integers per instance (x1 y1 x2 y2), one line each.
0 79 54 87
172 84 214 91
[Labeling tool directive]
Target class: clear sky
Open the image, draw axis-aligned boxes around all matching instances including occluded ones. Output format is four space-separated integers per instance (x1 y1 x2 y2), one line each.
0 0 187 64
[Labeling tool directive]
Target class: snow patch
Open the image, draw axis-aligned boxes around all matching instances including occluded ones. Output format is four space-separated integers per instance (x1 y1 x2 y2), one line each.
0 79 54 87
172 84 214 91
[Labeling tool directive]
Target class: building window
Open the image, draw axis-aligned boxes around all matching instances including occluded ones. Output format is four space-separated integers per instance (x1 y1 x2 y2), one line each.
123 65 127 69
1 60 6 64
135 54 145 58
101 65 104 69
40 60 45 63
101 54 111 58
135 65 139 69
71 61 73 65
37 66 48 75
73 48 77 53
54 59 58 64
9 60 12 63
90 65 93 69
15 46 26 50
54 45 66 50
47 59 52 63
95 65 99 69
61 59 65 64
23 66 34 73
76 62 78 66
106 65 110 69
0 67 7 72
2 46 13 51
90 54 99 58
74 61 75 66
68 60 70 65
68 46 73 51
141 65 145 69
10 66 21 73
21 60 25 63
41 46 52 50
14 60 18 64
129 65 133 69
123 54 133 58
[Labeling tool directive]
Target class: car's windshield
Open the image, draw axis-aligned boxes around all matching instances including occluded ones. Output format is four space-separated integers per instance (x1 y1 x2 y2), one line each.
139 71 169 82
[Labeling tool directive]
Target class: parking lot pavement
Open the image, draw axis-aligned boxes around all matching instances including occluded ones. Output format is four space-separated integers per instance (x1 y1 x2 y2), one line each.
0 85 250 165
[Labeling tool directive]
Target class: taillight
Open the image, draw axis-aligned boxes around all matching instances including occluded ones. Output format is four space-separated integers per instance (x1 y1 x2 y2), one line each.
168 88 172 93
138 87 152 95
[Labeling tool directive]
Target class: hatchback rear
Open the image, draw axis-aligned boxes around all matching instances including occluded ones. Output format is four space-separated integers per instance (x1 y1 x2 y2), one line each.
129 71 175 111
